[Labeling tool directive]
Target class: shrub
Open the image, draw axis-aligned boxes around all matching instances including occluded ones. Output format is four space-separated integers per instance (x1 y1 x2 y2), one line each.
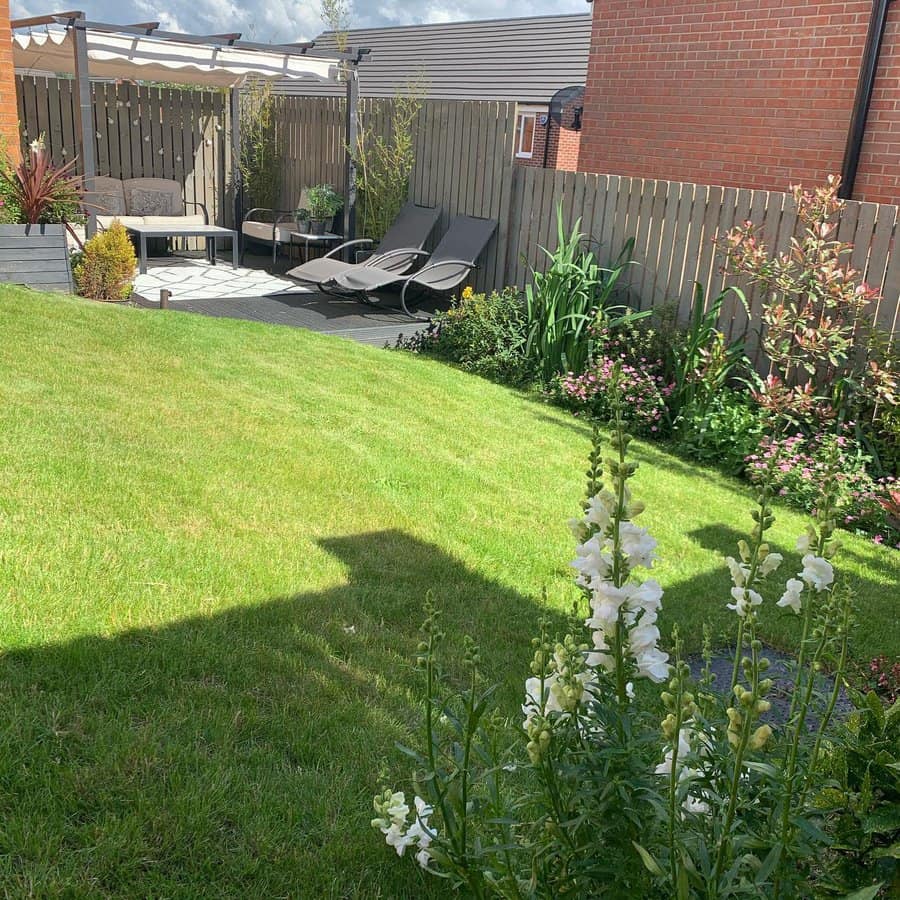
746 430 899 547
397 286 535 386
674 386 765 475
73 221 137 301
721 176 881 426
549 356 671 433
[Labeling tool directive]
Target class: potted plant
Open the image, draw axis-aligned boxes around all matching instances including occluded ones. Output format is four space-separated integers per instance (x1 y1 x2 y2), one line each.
0 137 85 292
306 184 342 235
294 207 311 234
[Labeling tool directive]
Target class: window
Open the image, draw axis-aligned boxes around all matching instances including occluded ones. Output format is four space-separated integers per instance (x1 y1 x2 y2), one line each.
515 111 537 159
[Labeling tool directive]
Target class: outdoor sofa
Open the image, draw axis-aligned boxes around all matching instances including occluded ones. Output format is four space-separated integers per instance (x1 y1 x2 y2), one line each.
92 176 209 230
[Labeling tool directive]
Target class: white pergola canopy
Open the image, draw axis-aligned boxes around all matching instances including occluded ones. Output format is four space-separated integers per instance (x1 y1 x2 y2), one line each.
10 13 363 240
13 28 341 87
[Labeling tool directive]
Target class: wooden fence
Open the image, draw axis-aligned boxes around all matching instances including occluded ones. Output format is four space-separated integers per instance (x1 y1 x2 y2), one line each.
15 75 229 228
15 82 900 363
273 95 899 369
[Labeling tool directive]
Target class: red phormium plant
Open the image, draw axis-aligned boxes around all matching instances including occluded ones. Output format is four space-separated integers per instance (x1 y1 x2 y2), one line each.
1 139 84 225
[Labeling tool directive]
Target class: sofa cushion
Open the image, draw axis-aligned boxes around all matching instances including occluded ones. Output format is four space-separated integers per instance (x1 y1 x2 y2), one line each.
142 214 207 227
97 214 146 229
123 178 183 217
242 221 294 244
92 176 128 217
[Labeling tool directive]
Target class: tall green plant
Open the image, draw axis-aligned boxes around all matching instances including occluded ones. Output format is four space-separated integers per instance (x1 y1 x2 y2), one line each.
239 80 281 211
671 282 749 419
355 91 421 242
524 203 637 382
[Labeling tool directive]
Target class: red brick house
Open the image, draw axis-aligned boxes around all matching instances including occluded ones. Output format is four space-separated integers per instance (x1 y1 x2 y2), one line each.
0 0 19 157
277 14 592 172
578 0 900 203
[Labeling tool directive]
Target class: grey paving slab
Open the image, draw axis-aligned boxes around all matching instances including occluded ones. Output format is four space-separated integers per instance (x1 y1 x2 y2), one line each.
131 251 446 345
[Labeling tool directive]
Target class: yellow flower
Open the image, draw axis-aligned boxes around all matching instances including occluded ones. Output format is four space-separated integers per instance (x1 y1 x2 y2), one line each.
461 285 474 300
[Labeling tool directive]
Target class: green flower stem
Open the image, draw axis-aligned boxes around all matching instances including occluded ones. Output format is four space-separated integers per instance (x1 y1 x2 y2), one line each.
729 618 746 694
714 633 760 892
610 410 631 709
667 642 685 892
459 665 477 891
809 601 850 773
774 618 831 898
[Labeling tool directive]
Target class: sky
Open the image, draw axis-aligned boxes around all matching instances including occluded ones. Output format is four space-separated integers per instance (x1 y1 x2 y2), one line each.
10 0 588 44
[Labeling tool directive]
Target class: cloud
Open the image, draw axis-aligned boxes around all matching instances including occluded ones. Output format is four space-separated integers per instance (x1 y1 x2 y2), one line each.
11 0 587 43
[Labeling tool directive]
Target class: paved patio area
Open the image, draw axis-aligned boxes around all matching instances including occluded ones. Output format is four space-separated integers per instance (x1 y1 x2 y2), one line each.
130 252 446 346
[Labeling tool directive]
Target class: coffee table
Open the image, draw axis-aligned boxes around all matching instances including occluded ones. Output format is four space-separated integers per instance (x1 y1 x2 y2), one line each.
290 231 343 264
127 224 239 274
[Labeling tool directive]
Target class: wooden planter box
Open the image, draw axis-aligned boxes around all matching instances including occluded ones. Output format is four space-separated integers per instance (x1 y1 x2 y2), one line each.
0 224 73 292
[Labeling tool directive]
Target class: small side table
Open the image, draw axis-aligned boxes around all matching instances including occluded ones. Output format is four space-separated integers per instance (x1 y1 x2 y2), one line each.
289 231 343 265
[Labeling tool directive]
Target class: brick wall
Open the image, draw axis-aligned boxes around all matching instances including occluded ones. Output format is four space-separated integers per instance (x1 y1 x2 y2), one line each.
578 0 900 204
0 0 18 159
516 101 582 172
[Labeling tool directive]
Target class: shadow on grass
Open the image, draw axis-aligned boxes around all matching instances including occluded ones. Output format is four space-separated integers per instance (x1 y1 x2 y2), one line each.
0 530 561 898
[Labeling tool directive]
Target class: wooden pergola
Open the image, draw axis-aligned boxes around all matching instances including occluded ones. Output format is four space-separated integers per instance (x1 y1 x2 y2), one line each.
10 12 368 241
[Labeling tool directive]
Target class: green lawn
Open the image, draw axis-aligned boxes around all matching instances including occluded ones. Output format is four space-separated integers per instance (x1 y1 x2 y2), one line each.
0 287 896 897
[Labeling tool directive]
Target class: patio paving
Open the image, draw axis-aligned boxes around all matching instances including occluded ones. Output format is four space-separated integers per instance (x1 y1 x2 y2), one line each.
130 253 446 346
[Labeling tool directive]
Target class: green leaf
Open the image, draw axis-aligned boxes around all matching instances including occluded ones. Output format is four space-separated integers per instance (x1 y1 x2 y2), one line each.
755 842 782 884
631 842 664 877
865 692 886 731
839 884 882 900
871 842 900 860
677 862 690 899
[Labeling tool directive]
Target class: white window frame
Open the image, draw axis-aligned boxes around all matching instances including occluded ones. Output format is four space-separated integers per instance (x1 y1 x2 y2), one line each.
515 106 542 159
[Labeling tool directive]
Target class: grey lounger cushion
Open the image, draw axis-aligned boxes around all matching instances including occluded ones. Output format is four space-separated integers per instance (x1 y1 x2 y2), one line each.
285 202 440 285
335 215 497 293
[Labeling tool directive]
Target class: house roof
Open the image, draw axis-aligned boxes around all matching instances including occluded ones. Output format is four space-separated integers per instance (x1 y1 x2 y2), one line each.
274 13 592 103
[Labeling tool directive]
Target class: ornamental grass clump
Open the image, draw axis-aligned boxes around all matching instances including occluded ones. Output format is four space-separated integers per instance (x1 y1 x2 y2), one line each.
373 397 892 897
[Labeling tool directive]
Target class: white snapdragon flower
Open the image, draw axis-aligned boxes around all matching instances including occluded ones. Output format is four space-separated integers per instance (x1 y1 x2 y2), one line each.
571 535 613 585
522 674 562 729
634 646 670 682
796 533 812 552
629 621 661 654
654 729 693 776
759 552 783 576
777 578 805 614
586 581 634 628
619 522 658 569
384 822 415 856
385 792 409 825
585 492 616 529
375 793 437 864
725 556 749 587
683 794 711 815
628 579 663 619
726 586 763 617
800 554 833 591
655 729 710 814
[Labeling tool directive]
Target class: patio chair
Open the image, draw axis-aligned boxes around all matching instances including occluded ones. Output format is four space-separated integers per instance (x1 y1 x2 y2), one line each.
241 190 342 266
285 202 441 288
332 215 498 319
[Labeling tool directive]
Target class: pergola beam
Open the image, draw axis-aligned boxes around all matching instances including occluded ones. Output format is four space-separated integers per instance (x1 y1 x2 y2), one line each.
50 17 348 59
10 10 82 28
69 17 97 236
